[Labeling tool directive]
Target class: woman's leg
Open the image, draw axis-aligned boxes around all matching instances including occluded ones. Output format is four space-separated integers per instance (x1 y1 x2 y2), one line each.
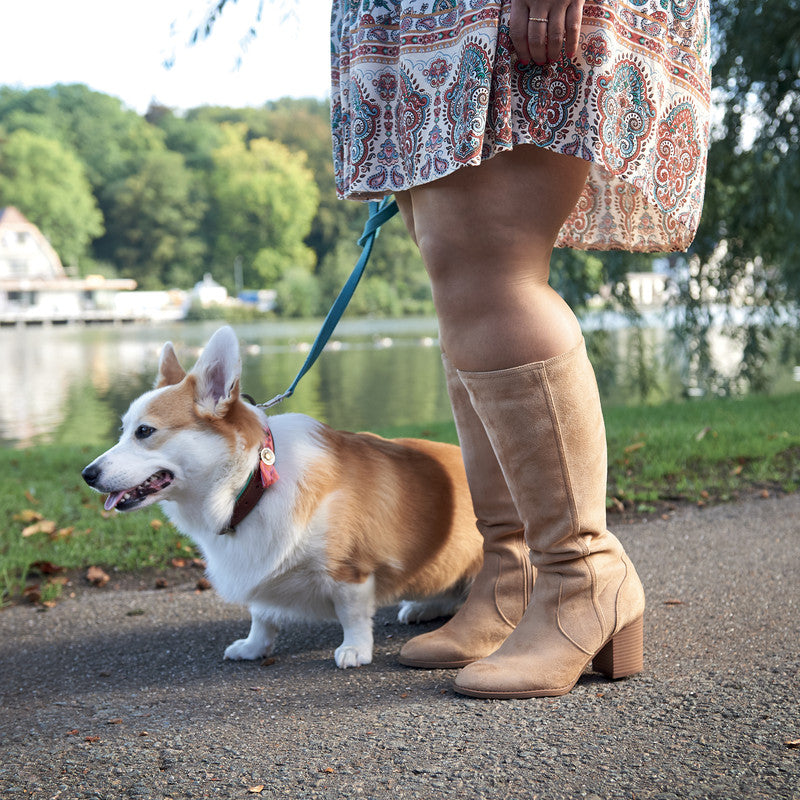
396 145 645 697
396 144 590 371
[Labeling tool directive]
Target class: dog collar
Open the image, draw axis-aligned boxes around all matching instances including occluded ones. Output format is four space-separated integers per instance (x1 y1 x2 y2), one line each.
219 424 279 535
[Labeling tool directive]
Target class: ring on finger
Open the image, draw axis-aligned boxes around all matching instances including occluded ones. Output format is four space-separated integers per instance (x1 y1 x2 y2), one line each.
528 16 548 22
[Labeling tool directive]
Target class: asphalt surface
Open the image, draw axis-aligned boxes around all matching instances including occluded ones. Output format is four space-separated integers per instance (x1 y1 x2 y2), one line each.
1 493 799 800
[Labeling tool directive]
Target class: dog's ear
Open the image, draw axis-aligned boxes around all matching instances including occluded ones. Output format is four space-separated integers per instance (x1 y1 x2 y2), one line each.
156 343 186 388
190 326 242 417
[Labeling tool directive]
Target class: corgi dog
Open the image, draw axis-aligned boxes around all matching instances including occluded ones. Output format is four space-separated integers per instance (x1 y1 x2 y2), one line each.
82 326 483 668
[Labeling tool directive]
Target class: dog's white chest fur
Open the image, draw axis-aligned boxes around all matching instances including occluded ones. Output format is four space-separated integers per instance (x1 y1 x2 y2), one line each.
164 415 336 614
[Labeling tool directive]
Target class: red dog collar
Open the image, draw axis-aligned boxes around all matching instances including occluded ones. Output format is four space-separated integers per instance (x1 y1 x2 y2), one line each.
219 424 279 535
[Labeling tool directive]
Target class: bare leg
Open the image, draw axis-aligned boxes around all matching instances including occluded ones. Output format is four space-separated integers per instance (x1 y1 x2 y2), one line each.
395 145 590 371
396 146 645 698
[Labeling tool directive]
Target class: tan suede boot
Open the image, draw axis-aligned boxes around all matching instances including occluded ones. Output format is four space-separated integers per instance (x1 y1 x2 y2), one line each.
453 339 645 698
398 353 533 669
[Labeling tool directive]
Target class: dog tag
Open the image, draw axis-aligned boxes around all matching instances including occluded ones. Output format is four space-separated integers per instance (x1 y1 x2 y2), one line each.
260 447 276 466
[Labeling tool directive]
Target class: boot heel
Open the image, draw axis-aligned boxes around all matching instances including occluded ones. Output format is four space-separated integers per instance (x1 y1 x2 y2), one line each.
592 616 644 679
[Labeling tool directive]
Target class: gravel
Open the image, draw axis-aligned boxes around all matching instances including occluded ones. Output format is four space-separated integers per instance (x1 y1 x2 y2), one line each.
1 493 798 799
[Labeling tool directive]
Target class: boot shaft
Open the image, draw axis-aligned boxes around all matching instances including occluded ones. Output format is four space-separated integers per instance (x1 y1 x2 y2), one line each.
458 339 608 564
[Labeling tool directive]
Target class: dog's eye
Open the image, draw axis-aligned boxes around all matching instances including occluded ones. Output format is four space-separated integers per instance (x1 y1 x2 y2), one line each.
135 425 156 440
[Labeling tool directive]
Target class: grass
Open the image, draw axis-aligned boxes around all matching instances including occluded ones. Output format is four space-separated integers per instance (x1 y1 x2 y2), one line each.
0 444 195 605
604 393 800 511
1 392 798 604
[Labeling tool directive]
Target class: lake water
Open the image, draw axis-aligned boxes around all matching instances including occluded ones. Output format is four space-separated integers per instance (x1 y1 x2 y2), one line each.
1 315 798 448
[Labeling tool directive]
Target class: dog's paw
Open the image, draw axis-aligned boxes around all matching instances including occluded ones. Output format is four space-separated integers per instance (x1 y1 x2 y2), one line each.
397 598 458 624
397 600 429 624
224 638 273 661
334 645 373 669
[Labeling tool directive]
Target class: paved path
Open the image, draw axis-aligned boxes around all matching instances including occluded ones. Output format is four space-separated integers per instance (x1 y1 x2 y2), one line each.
1 494 799 799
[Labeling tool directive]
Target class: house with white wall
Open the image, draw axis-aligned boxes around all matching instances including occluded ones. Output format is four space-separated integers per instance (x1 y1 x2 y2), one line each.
0 206 136 323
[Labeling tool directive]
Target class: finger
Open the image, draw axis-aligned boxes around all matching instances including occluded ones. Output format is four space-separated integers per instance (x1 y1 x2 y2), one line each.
564 0 584 59
546 13 566 63
509 0 532 65
526 11 549 65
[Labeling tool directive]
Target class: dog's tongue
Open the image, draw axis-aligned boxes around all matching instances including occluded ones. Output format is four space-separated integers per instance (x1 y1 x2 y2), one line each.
104 491 126 511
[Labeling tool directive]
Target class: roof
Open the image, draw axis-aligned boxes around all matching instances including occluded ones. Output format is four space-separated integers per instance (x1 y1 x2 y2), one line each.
0 207 30 227
0 206 66 280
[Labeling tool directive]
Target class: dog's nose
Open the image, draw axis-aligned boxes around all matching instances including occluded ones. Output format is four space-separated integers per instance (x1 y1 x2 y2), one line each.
82 463 101 487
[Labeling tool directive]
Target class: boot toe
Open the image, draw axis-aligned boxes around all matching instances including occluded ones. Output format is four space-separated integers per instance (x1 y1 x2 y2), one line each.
453 651 583 699
398 631 478 669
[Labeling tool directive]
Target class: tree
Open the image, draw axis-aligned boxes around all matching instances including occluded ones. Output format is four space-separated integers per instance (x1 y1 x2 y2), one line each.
103 150 207 288
207 124 319 289
0 129 103 268
0 84 165 190
147 103 225 171
680 0 800 392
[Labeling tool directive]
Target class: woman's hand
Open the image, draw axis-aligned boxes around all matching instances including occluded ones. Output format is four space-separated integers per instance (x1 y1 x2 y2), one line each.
509 0 585 66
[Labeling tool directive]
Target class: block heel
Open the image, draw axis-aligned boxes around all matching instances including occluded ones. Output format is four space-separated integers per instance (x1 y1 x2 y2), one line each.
592 616 644 680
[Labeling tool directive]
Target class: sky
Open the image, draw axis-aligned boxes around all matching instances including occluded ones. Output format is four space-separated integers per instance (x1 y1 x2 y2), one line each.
0 0 331 113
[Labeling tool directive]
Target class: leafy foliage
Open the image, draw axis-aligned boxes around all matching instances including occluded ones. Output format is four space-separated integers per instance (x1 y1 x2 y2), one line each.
103 150 207 288
679 0 800 391
0 129 103 267
208 124 319 287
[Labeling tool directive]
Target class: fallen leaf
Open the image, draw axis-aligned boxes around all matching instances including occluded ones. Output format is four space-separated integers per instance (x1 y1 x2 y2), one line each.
609 497 625 513
23 585 41 604
247 787 265 794
86 566 110 587
731 464 744 476
22 519 57 537
695 426 711 441
760 489 770 499
196 577 212 591
150 519 163 530
191 558 207 569
155 577 169 589
13 509 42 523
52 526 75 540
171 557 186 568
784 739 800 749
260 657 276 668
30 561 65 575
107 719 123 725
24 490 39 505
624 441 646 454
84 736 100 743
664 598 684 605
66 729 79 736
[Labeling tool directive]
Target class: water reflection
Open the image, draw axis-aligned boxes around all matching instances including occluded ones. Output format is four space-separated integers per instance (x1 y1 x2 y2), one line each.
0 316 798 448
0 319 452 448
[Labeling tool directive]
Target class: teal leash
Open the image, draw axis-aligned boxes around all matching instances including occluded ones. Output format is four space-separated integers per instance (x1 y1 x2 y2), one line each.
259 196 399 409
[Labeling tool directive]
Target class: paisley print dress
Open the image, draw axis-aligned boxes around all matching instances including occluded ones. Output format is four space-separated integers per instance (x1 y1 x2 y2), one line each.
330 0 711 252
